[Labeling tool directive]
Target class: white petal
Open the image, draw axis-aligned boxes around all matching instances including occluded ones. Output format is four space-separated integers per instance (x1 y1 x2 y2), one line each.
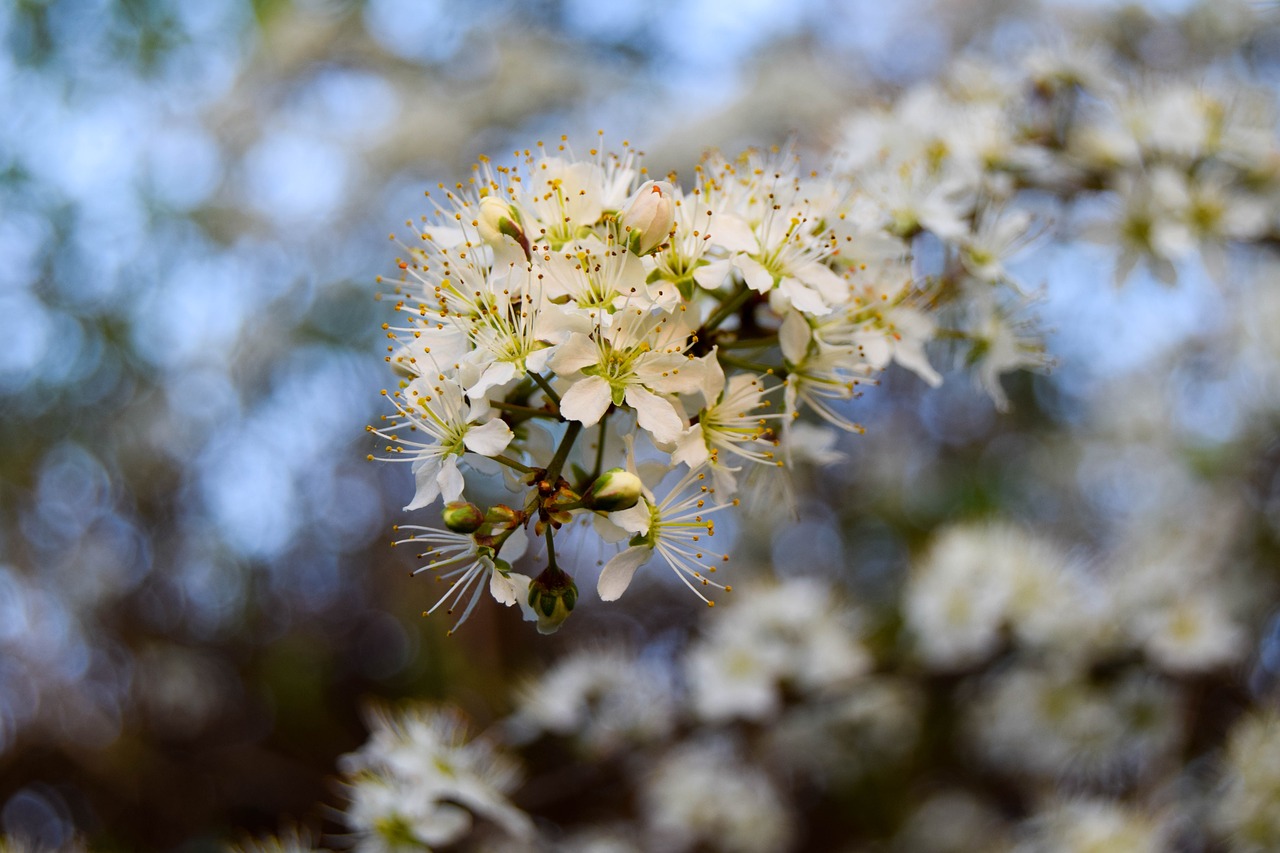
438 457 465 502
463 418 514 456
506 574 537 623
709 463 739 496
405 456 443 510
593 512 631 543
779 309 811 364
693 258 733 291
414 803 473 847
778 273 830 315
672 424 710 468
467 361 517 401
708 213 757 253
797 262 847 303
490 568 519 606
894 339 942 387
560 375 613 426
598 546 651 601
626 385 685 445
547 332 599 375
524 345 553 374
636 353 707 396
610 497 652 536
738 255 775 293
857 333 892 370
636 460 670 490
700 350 726 406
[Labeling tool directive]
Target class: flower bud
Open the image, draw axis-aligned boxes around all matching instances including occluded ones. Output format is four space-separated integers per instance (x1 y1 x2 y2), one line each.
485 504 521 526
619 180 675 255
527 567 578 635
581 468 643 512
441 501 485 533
477 196 531 258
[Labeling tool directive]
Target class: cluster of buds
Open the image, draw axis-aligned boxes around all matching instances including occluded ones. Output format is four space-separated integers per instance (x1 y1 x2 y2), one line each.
370 135 1038 633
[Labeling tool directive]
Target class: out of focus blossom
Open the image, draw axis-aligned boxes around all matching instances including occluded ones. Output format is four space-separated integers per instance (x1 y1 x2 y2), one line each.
906 523 1096 670
509 646 677 755
1214 712 1280 851
685 577 872 722
1015 798 1169 853
642 740 794 853
340 705 532 850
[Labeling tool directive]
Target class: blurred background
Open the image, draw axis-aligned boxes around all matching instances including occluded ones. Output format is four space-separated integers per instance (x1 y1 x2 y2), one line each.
4 0 1280 850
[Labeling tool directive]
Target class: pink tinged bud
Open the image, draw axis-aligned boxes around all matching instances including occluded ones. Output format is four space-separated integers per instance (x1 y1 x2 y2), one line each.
477 196 531 259
620 180 676 255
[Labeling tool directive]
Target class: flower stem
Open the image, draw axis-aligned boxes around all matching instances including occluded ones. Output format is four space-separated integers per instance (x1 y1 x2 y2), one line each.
544 524 558 570
545 420 583 483
717 334 779 350
589 413 610 483
528 371 562 407
490 400 561 419
493 454 534 474
700 283 754 336
719 353 786 377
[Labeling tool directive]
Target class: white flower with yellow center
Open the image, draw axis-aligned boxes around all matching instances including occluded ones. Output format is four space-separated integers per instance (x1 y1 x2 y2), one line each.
778 311 873 432
541 238 677 319
693 202 848 316
596 466 735 604
392 522 530 634
549 310 712 445
426 259 576 401
371 376 513 510
341 705 533 850
672 358 783 494
522 155 607 248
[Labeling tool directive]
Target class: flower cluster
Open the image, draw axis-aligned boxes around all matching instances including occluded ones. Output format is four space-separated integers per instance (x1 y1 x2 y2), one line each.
371 137 1037 632
225 4 1280 853
1215 712 1280 850
233 471 1278 853
237 557 1266 852
337 705 532 851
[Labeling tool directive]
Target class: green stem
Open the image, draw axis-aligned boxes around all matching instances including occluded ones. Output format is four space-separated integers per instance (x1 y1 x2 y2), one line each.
589 413 610 482
719 353 786 377
529 371 562 407
490 400 561 419
545 421 583 483
492 523 522 554
506 375 536 407
699 283 754 336
544 524 559 570
717 334 779 350
493 454 534 474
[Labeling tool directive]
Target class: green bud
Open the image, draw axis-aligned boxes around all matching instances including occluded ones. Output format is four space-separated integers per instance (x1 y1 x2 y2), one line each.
527 567 578 635
582 468 643 512
485 504 521 526
441 501 485 533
